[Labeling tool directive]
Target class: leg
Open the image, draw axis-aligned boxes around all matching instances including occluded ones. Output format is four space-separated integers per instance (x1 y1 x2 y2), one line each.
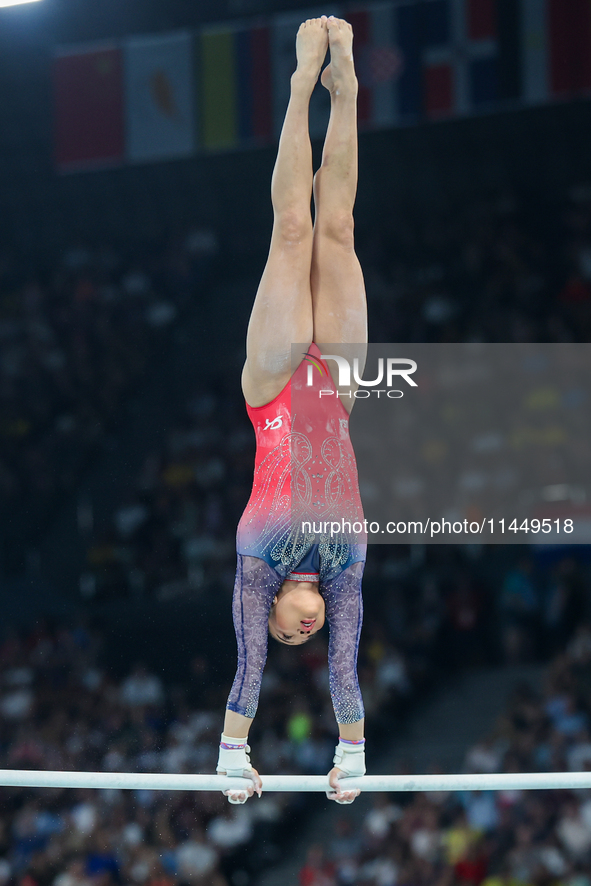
242 18 328 408
311 18 367 405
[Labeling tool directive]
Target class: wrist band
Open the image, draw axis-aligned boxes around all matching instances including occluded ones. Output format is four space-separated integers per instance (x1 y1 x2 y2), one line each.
217 733 253 778
339 737 365 745
219 733 248 746
333 736 366 777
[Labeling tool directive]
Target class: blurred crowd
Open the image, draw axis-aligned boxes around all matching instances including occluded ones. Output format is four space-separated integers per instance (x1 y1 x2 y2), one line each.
0 559 471 886
362 183 591 345
0 227 217 574
79 180 591 607
79 378 245 603
299 623 591 886
0 617 294 886
79 365 591 673
2 137 591 886
0 547 588 886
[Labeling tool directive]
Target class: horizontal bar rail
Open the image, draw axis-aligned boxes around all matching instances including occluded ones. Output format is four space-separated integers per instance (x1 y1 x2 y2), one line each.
0 770 590 792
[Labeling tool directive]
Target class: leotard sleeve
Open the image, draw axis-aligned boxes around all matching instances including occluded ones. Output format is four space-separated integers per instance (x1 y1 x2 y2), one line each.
226 555 365 726
322 561 365 725
226 555 282 720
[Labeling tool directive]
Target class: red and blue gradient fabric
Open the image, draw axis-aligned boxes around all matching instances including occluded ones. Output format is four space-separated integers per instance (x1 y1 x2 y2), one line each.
236 342 366 582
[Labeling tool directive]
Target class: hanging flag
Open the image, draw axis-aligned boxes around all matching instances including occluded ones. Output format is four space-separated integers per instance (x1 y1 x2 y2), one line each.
124 31 196 164
235 24 274 146
199 25 237 150
419 0 499 120
51 0 591 167
548 0 591 97
521 0 591 103
349 4 401 129
198 22 273 151
53 43 124 172
520 0 591 105
521 0 548 104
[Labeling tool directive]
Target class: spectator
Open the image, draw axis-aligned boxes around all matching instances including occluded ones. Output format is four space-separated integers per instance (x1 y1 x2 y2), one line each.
175 827 219 883
499 558 539 663
299 845 335 886
120 663 164 708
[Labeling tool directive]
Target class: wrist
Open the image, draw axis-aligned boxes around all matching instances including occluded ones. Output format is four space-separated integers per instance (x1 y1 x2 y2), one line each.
217 733 253 777
220 735 248 750
333 737 366 777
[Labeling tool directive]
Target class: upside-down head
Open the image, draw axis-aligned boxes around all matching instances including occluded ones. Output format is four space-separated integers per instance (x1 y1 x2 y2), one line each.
268 579 326 645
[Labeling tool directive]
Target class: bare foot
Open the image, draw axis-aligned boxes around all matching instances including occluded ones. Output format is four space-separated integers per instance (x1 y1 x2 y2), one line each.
295 17 329 83
320 63 334 93
321 17 357 95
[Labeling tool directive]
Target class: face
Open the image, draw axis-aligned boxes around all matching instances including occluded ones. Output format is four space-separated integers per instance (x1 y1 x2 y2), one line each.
268 579 325 645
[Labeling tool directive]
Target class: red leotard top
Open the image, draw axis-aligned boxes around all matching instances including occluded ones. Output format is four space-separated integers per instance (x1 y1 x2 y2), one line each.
236 342 366 580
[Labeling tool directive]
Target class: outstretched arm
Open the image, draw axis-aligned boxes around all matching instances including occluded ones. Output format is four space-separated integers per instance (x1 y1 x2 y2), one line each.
322 559 366 803
217 555 282 802
225 556 282 718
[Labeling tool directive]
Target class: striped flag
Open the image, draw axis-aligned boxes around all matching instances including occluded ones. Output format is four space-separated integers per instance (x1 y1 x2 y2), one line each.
522 0 591 103
521 0 548 103
198 22 273 151
347 0 500 127
349 4 401 129
125 31 196 164
53 43 124 172
246 25 274 145
51 0 591 169
548 0 591 96
420 0 499 119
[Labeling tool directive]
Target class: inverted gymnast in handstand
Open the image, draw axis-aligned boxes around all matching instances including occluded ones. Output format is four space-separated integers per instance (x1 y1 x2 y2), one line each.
216 15 368 805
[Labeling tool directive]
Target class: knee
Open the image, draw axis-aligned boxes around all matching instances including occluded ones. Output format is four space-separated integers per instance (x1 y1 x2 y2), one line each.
273 209 312 246
316 213 355 250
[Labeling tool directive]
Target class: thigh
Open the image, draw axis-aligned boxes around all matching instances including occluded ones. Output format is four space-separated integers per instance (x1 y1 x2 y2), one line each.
310 233 368 346
310 234 368 413
242 226 315 408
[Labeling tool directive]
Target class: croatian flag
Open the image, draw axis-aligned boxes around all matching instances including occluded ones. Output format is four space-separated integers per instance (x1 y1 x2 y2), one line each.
349 4 402 128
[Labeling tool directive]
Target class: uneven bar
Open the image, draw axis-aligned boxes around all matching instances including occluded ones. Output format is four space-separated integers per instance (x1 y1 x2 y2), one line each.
1 770 591 792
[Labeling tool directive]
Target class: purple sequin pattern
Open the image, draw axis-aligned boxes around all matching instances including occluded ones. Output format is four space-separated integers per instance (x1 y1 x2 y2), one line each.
321 561 365 725
226 555 365 725
227 555 282 720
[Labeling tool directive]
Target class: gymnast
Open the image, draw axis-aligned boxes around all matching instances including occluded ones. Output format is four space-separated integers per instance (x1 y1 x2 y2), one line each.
216 15 368 805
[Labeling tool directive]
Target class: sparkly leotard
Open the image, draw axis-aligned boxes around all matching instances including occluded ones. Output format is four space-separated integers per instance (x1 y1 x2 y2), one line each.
227 343 367 725
237 342 366 576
